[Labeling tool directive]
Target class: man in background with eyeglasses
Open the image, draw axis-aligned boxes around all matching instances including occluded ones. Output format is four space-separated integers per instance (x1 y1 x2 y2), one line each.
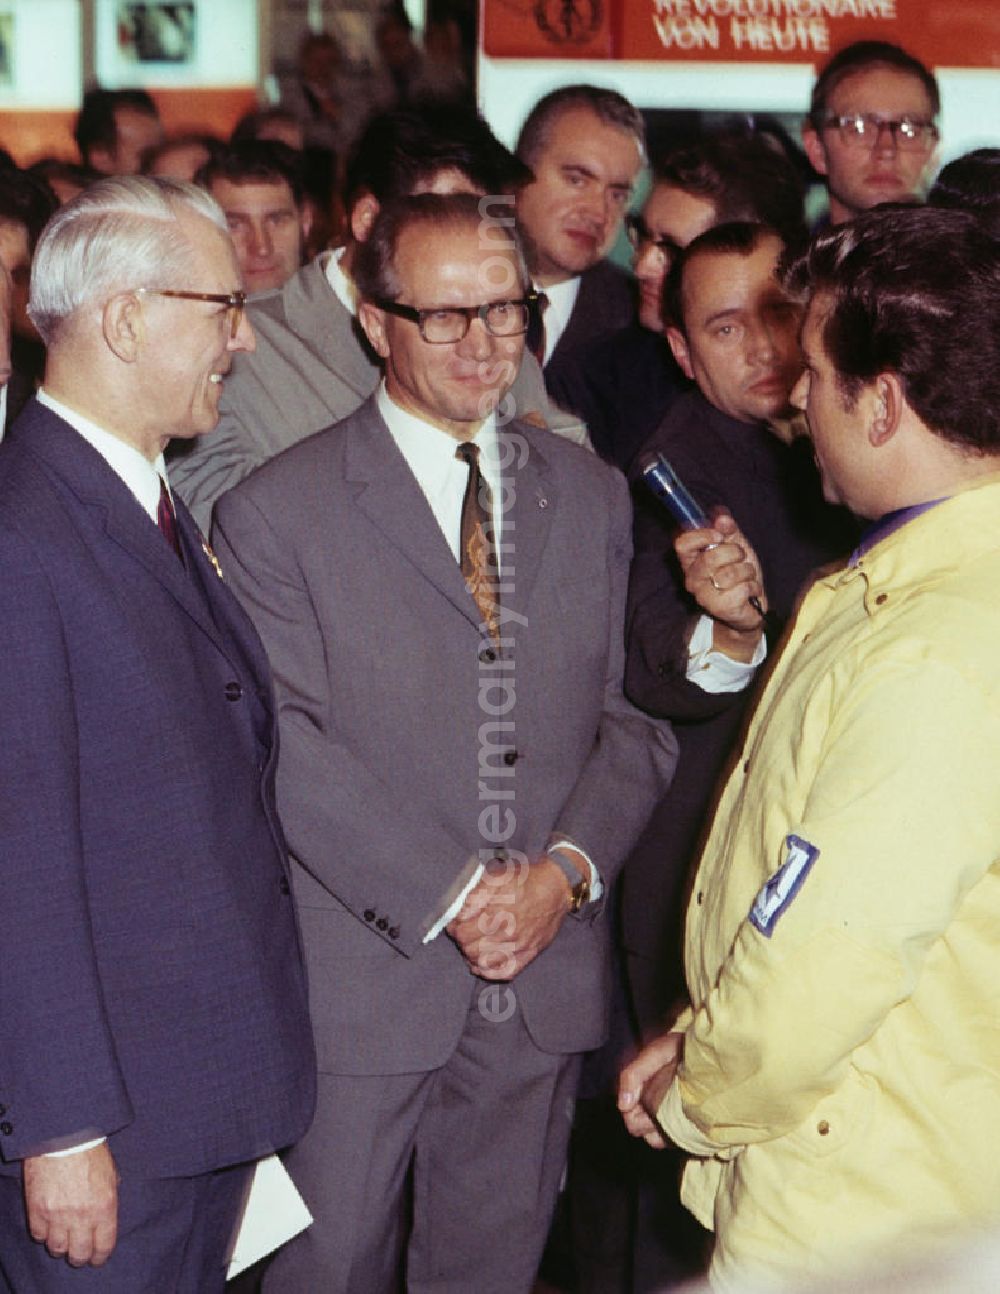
212 191 677 1294
0 177 316 1291
802 40 940 225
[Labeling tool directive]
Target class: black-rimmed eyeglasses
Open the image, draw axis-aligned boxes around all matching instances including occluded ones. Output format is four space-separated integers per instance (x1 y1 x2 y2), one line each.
374 294 539 345
135 288 248 340
625 213 684 262
819 114 938 152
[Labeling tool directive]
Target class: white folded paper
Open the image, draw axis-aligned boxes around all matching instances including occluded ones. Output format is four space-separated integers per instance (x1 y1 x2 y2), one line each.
227 1154 313 1280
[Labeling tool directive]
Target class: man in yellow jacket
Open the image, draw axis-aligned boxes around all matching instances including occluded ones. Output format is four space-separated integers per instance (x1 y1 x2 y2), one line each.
619 204 1000 1291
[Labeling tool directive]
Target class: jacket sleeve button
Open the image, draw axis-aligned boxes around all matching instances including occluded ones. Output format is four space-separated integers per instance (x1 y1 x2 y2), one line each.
364 909 376 922
224 681 243 701
376 917 388 931
388 926 400 939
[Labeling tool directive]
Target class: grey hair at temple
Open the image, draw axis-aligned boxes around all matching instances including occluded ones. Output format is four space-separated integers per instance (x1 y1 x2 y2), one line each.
29 175 226 343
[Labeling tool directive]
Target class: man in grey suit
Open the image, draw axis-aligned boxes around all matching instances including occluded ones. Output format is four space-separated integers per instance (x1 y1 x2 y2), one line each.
170 101 587 534
212 192 678 1294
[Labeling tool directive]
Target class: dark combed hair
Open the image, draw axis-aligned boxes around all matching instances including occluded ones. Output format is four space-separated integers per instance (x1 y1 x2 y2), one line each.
783 206 1000 452
0 167 59 249
655 128 806 248
515 84 645 170
928 148 1000 238
353 191 527 306
195 140 305 208
809 40 940 125
74 87 158 165
344 100 530 209
663 221 779 333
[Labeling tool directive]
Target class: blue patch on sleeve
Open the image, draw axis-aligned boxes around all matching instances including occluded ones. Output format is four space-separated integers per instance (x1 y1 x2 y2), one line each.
749 834 820 937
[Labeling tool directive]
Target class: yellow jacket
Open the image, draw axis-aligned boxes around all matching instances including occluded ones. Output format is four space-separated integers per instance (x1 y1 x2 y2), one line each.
658 475 1000 1290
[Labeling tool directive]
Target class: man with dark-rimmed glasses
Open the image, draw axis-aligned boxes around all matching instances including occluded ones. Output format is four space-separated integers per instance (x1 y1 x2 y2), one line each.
212 190 677 1294
803 40 940 225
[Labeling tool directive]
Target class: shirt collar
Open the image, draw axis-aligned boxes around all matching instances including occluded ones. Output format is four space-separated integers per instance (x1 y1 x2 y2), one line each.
36 388 168 524
324 245 356 316
536 275 581 366
376 381 498 475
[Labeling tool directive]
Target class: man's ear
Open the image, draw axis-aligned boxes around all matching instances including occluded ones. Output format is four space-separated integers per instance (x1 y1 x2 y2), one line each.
350 192 380 245
102 291 144 362
666 326 694 381
357 300 389 359
869 372 904 447
299 200 315 248
801 122 829 178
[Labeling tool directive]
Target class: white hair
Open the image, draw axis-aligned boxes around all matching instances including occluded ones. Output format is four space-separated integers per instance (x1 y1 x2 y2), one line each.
29 175 228 343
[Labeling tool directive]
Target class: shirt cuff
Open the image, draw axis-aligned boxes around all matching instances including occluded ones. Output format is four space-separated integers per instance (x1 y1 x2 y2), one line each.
43 1137 107 1159
423 863 485 943
686 614 766 693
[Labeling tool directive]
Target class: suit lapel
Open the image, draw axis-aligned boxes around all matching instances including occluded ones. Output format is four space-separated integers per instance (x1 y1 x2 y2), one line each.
494 424 554 644
344 402 482 630
13 404 234 662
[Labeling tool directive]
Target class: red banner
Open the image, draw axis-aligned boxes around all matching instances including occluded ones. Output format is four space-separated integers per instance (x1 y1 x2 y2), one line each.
482 0 1000 69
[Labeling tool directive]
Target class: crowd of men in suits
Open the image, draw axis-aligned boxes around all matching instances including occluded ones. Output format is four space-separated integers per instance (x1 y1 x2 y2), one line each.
2 31 1000 1294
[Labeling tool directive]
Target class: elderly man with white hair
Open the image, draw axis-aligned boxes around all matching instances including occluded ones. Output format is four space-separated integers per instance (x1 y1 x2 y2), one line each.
0 176 315 1293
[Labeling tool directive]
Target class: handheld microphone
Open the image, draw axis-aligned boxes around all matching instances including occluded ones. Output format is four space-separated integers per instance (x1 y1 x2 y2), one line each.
638 451 767 623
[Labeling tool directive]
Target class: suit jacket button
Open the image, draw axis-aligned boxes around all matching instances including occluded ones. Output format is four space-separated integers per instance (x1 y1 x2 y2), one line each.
279 877 290 895
0 1121 12 1136
479 646 496 664
503 750 518 766
364 909 376 922
224 681 243 701
388 926 400 939
376 917 388 931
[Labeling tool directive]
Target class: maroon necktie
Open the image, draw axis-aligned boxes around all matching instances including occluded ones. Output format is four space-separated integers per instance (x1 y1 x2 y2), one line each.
157 475 183 562
455 442 500 640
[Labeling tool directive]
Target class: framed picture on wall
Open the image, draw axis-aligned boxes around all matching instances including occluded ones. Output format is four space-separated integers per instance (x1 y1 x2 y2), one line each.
0 12 14 87
95 0 256 88
116 3 195 65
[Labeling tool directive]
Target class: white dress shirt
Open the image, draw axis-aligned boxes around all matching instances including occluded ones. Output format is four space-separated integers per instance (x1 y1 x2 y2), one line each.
536 275 581 367
37 388 173 523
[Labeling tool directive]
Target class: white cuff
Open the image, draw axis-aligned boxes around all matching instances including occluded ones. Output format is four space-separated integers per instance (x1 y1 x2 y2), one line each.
423 863 485 943
43 1137 107 1159
686 614 766 693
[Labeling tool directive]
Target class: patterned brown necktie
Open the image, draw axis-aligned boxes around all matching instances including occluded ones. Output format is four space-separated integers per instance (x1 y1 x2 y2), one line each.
157 475 183 563
455 442 499 639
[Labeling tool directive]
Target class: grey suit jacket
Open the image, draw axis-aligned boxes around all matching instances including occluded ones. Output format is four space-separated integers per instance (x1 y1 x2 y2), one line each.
170 253 590 533
213 398 677 1076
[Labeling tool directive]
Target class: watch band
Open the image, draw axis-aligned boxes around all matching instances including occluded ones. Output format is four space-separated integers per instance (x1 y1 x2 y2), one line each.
546 846 591 914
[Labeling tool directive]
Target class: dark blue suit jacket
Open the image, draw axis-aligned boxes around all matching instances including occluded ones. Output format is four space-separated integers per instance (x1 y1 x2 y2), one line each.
0 401 315 1179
